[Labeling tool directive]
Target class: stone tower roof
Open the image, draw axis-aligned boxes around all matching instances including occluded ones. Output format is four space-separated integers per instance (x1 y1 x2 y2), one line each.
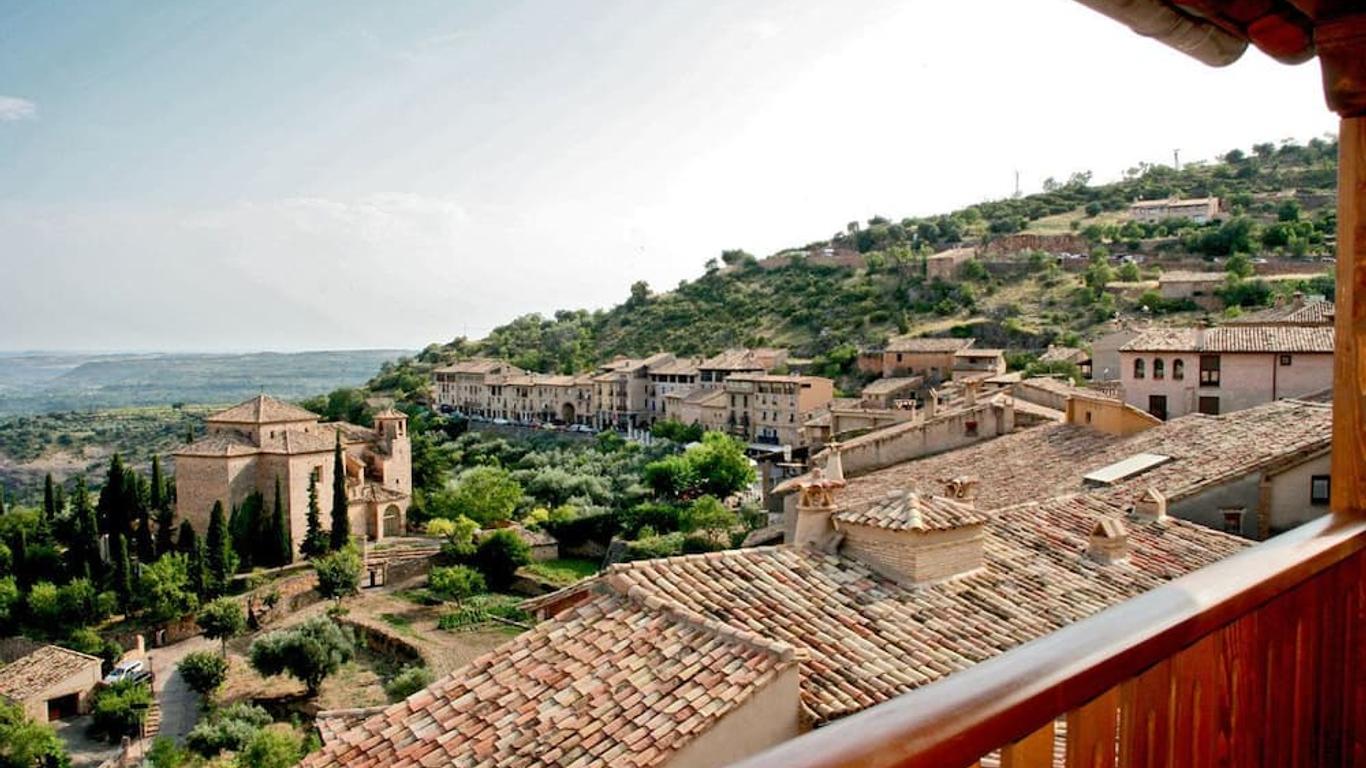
205 394 320 425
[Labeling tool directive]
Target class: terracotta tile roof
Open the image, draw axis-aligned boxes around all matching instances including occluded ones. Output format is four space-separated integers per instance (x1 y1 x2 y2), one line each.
433 359 519 375
648 358 700 376
1121 326 1334 353
258 429 335 455
861 377 921 395
204 394 320 424
372 407 406 420
1017 377 1112 400
300 592 797 768
885 336 975 353
0 645 101 702
325 421 378 444
838 399 1330 510
1226 298 1334 326
834 491 988 531
175 432 260 457
698 349 769 371
680 388 728 406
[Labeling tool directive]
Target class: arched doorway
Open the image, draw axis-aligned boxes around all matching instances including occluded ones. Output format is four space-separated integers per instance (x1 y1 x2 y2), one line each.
560 402 576 424
383 505 402 537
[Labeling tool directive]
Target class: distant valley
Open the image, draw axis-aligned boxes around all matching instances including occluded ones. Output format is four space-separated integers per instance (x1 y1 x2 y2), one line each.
0 349 410 416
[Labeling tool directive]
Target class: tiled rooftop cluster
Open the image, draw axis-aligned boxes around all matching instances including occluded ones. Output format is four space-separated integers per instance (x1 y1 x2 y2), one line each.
1120 325 1334 353
834 490 988 531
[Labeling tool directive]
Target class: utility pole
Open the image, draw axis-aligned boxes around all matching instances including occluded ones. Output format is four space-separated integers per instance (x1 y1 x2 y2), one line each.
1173 148 1181 172
1013 170 1021 198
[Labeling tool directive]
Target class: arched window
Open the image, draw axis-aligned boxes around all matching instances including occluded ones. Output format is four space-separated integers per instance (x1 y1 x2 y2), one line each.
1153 358 1165 380
1133 358 1146 379
1173 359 1185 381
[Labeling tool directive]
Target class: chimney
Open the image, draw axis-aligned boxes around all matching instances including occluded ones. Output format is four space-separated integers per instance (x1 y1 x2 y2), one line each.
824 442 845 483
1132 487 1168 523
788 467 844 549
832 491 987 585
1087 517 1130 564
964 381 978 407
942 475 979 502
925 390 939 419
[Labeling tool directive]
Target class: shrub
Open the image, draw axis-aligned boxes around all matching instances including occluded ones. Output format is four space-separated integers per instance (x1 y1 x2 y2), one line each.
146 735 191 768
178 650 228 697
618 502 683 538
437 595 530 631
472 530 530 591
197 596 246 654
248 616 354 696
623 532 687 562
238 727 303 768
384 666 434 702
90 680 152 742
185 703 273 756
0 699 68 768
428 565 486 603
313 545 362 602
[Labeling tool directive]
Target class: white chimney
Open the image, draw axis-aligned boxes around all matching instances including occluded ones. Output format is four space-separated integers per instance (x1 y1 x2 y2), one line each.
824 442 845 483
788 468 844 548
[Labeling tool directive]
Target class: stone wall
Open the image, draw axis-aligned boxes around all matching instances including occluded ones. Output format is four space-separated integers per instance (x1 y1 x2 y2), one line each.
836 523 984 585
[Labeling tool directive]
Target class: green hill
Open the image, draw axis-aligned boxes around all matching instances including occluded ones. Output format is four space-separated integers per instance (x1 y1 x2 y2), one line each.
369 137 1339 400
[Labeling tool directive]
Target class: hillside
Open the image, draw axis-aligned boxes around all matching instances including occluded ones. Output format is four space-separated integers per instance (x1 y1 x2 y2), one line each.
368 137 1339 399
0 349 412 416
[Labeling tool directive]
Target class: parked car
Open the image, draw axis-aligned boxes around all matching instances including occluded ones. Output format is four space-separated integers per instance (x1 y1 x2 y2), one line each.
492 418 510 425
103 660 144 685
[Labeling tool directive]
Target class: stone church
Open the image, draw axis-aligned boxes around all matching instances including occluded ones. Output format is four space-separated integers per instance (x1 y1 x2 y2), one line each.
174 395 411 552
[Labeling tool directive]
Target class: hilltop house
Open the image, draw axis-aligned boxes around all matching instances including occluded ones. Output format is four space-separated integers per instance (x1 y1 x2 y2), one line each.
1119 325 1333 419
0 643 103 721
1127 196 1221 223
174 395 412 550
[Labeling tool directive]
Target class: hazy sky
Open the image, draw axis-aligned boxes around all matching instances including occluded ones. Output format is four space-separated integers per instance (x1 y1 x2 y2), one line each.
0 0 1337 352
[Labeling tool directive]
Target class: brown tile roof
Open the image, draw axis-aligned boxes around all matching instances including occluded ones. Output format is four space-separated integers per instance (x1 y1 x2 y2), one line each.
885 336 975 353
259 429 335 455
698 349 765 371
175 432 260 458
1121 326 1334 353
372 407 406 420
861 377 921 395
433 359 518 375
1017 376 1112 400
838 399 1330 510
680 388 728 406
0 645 101 702
834 491 988 532
300 592 797 768
1037 346 1087 364
205 394 320 424
1226 298 1333 326
648 358 700 376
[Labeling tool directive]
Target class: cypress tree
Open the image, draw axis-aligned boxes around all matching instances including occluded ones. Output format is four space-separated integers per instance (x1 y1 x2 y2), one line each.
300 475 326 559
176 520 197 554
0 483 6 516
72 477 102 582
134 489 155 563
11 529 28 590
110 533 133 611
155 505 176 557
205 501 233 597
186 425 195 444
330 435 350 551
188 538 207 599
150 457 164 509
52 484 65 521
96 454 126 535
43 474 56 522
272 476 292 567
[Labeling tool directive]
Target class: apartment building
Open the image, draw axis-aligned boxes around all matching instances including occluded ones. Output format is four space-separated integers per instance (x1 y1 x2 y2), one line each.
725 374 835 446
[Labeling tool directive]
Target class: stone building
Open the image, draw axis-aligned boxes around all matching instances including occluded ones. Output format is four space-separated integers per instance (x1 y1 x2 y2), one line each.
0 643 103 721
875 336 974 381
1128 196 1221 223
1157 270 1227 310
174 395 412 551
724 374 835 447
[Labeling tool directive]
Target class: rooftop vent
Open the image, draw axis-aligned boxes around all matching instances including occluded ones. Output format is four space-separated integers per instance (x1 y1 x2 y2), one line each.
1087 517 1130 565
1132 487 1168 523
1082 453 1172 487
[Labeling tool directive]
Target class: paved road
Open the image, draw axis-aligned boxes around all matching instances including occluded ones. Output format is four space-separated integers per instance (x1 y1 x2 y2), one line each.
145 635 216 743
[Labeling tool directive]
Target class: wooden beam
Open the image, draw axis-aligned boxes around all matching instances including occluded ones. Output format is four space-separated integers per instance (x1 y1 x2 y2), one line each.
1332 116 1366 514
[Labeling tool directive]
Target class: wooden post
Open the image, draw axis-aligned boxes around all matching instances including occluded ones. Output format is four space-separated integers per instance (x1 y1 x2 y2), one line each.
1332 117 1366 515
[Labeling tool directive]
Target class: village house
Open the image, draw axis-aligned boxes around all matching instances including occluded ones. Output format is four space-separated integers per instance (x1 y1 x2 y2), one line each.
875 336 974 381
663 387 730 433
724 374 835 447
0 642 103 721
591 353 675 429
431 358 525 418
1226 294 1333 327
174 395 412 550
924 246 976 281
696 348 787 388
1127 196 1221 223
1157 270 1227 310
1119 325 1333 419
951 347 1007 378
304 461 1248 768
646 357 701 422
857 376 922 409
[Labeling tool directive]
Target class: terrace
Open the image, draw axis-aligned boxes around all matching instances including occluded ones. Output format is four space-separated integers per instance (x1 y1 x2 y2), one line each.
732 1 1366 766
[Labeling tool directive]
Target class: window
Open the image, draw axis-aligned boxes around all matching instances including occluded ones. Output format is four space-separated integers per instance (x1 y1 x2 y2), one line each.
965 419 978 437
1199 354 1221 386
1198 396 1220 416
1221 509 1245 535
1147 394 1167 420
1280 354 1293 366
1153 358 1165 380
1311 475 1331 505
1172 359 1184 381
1133 358 1146 379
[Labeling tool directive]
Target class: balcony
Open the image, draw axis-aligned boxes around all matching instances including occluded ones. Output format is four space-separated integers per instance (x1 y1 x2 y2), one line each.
734 512 1366 768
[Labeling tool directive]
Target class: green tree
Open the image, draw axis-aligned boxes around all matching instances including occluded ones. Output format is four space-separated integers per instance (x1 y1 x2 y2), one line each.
197 597 246 655
90 680 152 742
330 436 350 550
152 458 175 557
205 501 235 598
248 616 354 696
177 651 228 699
270 476 291 568
1226 252 1254 279
187 538 207 601
428 565 486 604
681 496 738 539
25 582 61 632
384 667 434 702
1117 261 1141 282
41 473 57 529
426 515 478 559
441 466 523 526
109 534 133 612
472 530 530 592
0 577 18 626
300 475 327 560
134 553 198 623
313 545 362 602
176 520 196 554
238 728 303 768
134 494 155 564
686 432 757 500
0 699 69 768
96 454 127 536
71 478 102 582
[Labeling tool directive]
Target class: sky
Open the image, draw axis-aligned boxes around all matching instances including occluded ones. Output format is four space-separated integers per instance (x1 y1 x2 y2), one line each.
0 0 1339 353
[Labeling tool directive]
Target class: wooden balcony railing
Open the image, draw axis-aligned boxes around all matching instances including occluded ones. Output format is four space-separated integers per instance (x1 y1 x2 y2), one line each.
731 512 1366 768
